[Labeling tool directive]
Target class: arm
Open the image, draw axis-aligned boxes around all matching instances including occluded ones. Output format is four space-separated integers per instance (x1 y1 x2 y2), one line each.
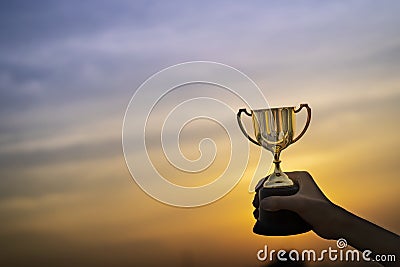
253 171 399 266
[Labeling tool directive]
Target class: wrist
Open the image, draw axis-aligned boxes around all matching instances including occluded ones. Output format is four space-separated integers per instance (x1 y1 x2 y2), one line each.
326 203 357 240
312 201 347 240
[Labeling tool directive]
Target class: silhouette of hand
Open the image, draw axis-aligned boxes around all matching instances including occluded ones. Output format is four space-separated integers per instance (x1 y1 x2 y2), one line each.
252 171 339 239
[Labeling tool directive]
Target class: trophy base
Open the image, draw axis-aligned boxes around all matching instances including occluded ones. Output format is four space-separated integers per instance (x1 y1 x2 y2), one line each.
253 184 312 236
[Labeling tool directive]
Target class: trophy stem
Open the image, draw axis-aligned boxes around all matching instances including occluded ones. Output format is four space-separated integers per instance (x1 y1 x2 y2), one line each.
273 151 283 177
263 150 293 188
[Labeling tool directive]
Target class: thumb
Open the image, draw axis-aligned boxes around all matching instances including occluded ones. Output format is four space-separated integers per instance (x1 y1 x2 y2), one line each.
260 195 299 212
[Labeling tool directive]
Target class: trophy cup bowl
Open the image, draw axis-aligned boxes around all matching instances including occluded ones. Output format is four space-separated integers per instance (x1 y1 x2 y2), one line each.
237 104 312 236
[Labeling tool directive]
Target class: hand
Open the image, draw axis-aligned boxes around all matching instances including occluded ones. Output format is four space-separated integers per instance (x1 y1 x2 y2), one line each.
252 171 339 239
252 171 400 267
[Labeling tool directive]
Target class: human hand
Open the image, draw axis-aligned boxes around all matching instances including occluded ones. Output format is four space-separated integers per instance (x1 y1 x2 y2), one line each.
252 171 341 239
252 171 400 266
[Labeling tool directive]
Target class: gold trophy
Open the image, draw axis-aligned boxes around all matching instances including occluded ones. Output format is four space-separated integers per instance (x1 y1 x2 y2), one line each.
237 104 312 235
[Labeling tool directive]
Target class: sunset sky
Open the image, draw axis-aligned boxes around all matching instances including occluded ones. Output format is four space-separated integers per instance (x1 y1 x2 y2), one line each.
0 1 399 266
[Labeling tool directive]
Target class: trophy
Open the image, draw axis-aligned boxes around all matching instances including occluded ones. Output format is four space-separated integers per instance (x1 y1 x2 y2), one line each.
237 104 312 236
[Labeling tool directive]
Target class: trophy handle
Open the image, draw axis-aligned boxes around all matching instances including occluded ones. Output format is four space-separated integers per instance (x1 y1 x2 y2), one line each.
292 104 311 144
237 108 261 146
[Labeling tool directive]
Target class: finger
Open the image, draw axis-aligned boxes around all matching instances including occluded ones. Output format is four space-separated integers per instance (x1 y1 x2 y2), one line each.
286 171 328 200
253 209 259 219
260 195 299 212
252 193 259 208
254 178 266 191
286 171 314 189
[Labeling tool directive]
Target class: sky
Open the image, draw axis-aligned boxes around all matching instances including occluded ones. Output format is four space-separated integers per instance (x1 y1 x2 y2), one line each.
0 1 399 266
